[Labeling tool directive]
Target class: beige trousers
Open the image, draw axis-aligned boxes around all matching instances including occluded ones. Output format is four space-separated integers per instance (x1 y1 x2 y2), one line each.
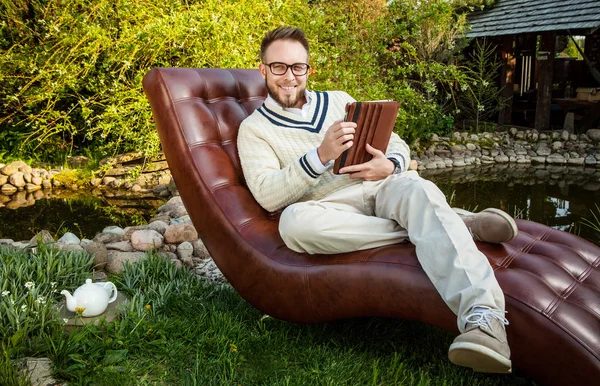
279 171 505 332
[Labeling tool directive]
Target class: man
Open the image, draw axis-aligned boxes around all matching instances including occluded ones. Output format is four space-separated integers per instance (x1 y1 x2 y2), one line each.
238 26 516 374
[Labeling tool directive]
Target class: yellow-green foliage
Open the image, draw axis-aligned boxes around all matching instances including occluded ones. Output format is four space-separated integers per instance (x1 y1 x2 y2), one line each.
1 0 482 160
52 169 88 186
0 0 321 161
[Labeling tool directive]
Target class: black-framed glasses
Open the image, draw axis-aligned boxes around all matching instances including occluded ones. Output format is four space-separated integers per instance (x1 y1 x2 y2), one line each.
264 62 310 76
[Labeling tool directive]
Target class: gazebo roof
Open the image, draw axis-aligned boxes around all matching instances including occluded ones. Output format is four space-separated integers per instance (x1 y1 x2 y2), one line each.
467 0 600 37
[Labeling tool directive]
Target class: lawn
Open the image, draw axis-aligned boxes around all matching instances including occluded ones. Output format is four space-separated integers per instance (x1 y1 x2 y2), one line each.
1 245 535 385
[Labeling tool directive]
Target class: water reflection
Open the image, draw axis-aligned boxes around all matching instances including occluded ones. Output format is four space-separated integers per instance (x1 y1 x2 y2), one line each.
423 164 600 245
0 190 165 241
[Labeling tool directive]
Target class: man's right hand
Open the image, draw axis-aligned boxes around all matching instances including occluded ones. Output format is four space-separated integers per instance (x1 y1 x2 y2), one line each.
317 120 357 165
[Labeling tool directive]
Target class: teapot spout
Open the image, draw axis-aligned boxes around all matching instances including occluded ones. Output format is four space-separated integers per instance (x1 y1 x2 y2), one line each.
60 290 77 312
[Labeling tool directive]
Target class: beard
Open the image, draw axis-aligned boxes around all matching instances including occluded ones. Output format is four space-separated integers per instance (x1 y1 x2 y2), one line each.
265 75 305 109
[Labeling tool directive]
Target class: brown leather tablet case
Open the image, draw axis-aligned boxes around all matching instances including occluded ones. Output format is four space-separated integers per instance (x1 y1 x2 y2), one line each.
333 101 400 174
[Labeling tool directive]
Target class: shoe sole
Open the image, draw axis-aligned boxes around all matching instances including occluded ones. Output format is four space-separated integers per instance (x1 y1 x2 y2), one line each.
453 207 518 243
448 341 512 373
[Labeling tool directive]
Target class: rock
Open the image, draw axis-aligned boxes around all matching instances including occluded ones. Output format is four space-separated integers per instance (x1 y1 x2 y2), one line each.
585 155 597 165
58 232 80 245
465 143 477 151
1 184 18 194
583 182 600 191
586 129 600 142
547 153 567 164
93 271 108 281
131 184 142 192
31 176 42 185
19 357 60 386
192 258 226 284
170 215 191 224
29 230 55 246
131 230 164 251
42 179 52 189
551 141 563 150
106 241 134 252
569 134 578 141
149 215 171 224
177 241 193 257
122 225 148 240
168 178 179 195
1 161 28 176
509 127 518 136
90 178 102 187
0 239 14 245
157 196 183 214
106 251 147 274
147 220 168 235
0 175 6 185
560 130 569 141
164 224 198 244
495 155 509 163
530 156 547 164
103 226 125 237
567 157 585 165
83 241 109 270
170 258 183 269
67 156 89 168
102 176 116 185
23 172 32 183
25 183 41 192
152 184 169 195
9 172 25 188
536 146 552 156
192 239 211 259
93 232 123 244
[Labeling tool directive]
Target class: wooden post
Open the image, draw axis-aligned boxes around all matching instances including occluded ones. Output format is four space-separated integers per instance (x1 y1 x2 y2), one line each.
498 35 515 126
535 32 556 132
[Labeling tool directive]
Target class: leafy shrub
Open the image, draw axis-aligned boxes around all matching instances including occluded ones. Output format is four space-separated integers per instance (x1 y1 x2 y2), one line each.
0 0 316 162
1 0 502 162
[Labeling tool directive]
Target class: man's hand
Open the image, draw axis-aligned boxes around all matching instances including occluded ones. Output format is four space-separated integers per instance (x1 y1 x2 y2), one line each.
338 144 395 181
317 120 357 165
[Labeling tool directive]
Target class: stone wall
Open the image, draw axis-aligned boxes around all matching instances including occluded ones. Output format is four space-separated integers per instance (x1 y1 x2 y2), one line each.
413 128 600 170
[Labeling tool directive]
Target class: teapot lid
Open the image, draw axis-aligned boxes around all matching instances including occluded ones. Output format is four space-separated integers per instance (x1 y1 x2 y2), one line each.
78 278 101 291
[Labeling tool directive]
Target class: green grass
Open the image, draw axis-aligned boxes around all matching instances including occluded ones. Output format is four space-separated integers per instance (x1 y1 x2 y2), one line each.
1 247 535 385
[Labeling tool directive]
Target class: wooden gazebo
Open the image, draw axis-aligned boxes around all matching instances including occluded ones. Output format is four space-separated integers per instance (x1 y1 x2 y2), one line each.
468 0 600 132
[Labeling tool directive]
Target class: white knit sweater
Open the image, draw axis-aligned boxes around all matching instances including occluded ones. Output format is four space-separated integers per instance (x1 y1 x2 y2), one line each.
238 90 411 212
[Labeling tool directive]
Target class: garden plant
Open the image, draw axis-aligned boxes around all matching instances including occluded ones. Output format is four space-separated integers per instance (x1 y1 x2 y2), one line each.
0 243 542 385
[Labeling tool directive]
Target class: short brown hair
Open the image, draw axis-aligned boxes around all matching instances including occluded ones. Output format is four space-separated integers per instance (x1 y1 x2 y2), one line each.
260 26 309 62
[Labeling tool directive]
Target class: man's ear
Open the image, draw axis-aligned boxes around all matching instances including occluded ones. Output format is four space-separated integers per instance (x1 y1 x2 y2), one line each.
259 63 267 80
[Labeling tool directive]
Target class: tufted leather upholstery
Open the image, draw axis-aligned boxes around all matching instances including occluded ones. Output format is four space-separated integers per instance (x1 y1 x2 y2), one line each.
143 68 600 386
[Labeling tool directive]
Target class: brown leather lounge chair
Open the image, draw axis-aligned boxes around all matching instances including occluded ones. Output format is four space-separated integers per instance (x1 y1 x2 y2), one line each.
143 68 600 386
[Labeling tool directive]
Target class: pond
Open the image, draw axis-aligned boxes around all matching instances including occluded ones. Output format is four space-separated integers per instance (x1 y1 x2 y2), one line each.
0 190 165 241
1 164 599 245
423 163 600 245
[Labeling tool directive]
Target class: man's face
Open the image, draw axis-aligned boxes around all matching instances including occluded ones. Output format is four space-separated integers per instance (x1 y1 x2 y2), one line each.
260 39 309 109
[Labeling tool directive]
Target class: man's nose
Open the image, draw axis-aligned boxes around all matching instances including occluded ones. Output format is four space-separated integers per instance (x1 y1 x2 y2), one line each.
282 67 295 81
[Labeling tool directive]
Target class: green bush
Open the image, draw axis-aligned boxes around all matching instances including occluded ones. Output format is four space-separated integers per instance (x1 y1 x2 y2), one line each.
1 0 501 162
0 0 316 162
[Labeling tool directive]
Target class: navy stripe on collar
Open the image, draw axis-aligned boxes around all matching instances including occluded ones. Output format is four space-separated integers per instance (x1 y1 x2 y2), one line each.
257 92 329 133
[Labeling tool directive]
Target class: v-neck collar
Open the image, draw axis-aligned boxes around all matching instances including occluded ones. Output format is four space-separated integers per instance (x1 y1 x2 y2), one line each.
258 91 329 133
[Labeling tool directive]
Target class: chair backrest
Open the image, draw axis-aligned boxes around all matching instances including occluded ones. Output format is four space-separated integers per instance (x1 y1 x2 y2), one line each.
143 68 322 320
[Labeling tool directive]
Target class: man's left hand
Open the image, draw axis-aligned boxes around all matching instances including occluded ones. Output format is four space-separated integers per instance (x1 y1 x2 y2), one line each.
338 144 395 181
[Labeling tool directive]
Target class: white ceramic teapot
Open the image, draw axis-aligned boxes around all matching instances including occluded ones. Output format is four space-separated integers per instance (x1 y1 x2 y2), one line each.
61 279 118 317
